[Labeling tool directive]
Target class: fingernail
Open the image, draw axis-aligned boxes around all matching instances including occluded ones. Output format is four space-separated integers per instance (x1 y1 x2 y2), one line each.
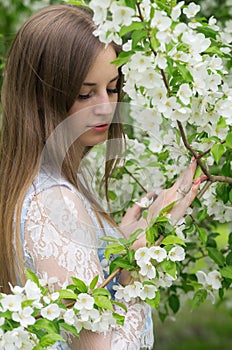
194 177 201 185
191 156 196 163
200 174 208 181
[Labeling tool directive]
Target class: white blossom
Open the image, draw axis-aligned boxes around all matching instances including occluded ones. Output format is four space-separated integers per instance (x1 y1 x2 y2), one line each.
196 270 222 290
24 280 42 303
41 303 61 321
43 292 59 304
63 309 76 326
183 2 201 18
135 247 151 265
124 281 143 299
0 294 22 312
12 307 35 328
135 197 153 208
140 284 157 300
149 246 167 262
207 270 222 290
139 262 157 279
156 271 176 287
74 293 95 311
177 83 192 105
171 1 185 21
110 2 135 27
168 246 185 261
151 10 172 31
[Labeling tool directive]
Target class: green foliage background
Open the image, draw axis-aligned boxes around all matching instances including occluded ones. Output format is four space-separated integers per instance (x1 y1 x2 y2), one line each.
0 1 232 349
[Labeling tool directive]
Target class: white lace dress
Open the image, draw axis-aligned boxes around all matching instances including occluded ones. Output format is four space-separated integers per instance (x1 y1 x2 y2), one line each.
19 168 154 349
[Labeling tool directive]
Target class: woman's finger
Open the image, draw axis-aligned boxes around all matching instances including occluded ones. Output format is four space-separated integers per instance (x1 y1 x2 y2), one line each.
169 176 203 224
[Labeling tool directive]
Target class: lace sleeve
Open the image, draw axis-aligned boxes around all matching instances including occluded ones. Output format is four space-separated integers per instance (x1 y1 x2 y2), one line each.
24 185 149 350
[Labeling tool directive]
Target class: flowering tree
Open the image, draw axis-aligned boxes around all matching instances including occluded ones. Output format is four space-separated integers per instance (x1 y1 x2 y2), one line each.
1 0 232 348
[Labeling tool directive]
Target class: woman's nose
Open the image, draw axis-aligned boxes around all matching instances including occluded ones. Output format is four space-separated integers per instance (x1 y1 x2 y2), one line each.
93 94 114 115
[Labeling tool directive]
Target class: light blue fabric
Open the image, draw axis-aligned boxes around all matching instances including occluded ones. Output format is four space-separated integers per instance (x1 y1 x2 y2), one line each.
20 169 153 349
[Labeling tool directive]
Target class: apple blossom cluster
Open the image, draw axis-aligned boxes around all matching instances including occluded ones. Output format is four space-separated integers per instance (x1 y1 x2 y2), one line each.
196 269 222 304
202 182 232 223
114 245 185 302
88 0 232 228
0 274 122 349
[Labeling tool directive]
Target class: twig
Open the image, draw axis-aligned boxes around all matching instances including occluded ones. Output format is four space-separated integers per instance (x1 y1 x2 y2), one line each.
177 121 232 184
124 166 148 193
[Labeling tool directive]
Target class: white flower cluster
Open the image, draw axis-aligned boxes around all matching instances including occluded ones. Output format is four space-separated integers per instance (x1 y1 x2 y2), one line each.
196 269 222 303
202 182 232 223
89 0 135 45
63 293 116 333
0 277 118 349
0 280 42 348
89 0 232 225
114 245 185 302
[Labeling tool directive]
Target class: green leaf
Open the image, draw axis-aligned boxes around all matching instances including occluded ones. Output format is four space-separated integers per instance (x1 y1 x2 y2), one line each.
113 312 125 325
112 300 128 312
207 247 225 267
226 252 232 266
175 62 193 82
216 183 230 204
159 201 176 216
60 322 80 338
110 257 134 271
91 288 111 297
229 189 232 204
111 51 133 67
146 226 157 243
125 0 137 10
229 233 232 249
127 249 135 263
168 294 180 314
198 227 207 244
108 190 117 201
90 275 99 290
226 132 232 148
120 22 146 36
34 319 59 334
25 269 40 287
58 290 77 300
63 0 87 5
142 210 148 219
191 289 207 311
162 235 185 246
211 144 226 164
161 260 176 278
145 291 160 309
21 299 35 308
71 278 88 293
104 243 126 260
220 266 232 280
131 29 147 48
94 296 113 310
39 334 64 347
101 236 120 243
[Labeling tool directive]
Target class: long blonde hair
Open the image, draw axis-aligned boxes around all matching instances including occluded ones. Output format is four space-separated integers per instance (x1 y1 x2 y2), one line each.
0 4 125 293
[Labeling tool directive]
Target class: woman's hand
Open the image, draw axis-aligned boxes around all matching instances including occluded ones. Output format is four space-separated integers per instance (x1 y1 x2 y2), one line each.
120 158 206 247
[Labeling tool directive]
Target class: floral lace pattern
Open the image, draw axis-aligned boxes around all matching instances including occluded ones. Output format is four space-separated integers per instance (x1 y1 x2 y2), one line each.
21 177 153 349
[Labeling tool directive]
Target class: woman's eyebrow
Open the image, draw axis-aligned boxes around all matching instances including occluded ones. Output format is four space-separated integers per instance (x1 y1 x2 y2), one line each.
83 75 119 86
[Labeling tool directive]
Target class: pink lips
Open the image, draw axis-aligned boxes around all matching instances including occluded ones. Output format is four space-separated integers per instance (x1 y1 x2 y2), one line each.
91 124 109 132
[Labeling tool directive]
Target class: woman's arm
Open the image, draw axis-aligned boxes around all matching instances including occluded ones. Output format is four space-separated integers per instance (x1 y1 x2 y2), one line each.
24 185 148 349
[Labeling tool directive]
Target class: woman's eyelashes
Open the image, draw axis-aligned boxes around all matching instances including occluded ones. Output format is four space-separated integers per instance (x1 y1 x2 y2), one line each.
78 87 118 100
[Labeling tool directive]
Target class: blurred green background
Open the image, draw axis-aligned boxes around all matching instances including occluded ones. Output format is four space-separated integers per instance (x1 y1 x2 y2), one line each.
153 300 232 350
0 1 232 349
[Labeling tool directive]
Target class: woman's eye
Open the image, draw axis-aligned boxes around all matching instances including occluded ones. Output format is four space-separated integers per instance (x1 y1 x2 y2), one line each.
107 88 118 94
78 94 91 100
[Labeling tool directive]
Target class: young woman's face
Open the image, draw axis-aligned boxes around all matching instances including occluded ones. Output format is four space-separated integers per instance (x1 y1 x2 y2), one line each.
68 45 119 147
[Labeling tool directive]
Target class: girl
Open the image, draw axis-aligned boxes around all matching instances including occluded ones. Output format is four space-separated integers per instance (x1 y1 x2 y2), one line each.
0 4 201 349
